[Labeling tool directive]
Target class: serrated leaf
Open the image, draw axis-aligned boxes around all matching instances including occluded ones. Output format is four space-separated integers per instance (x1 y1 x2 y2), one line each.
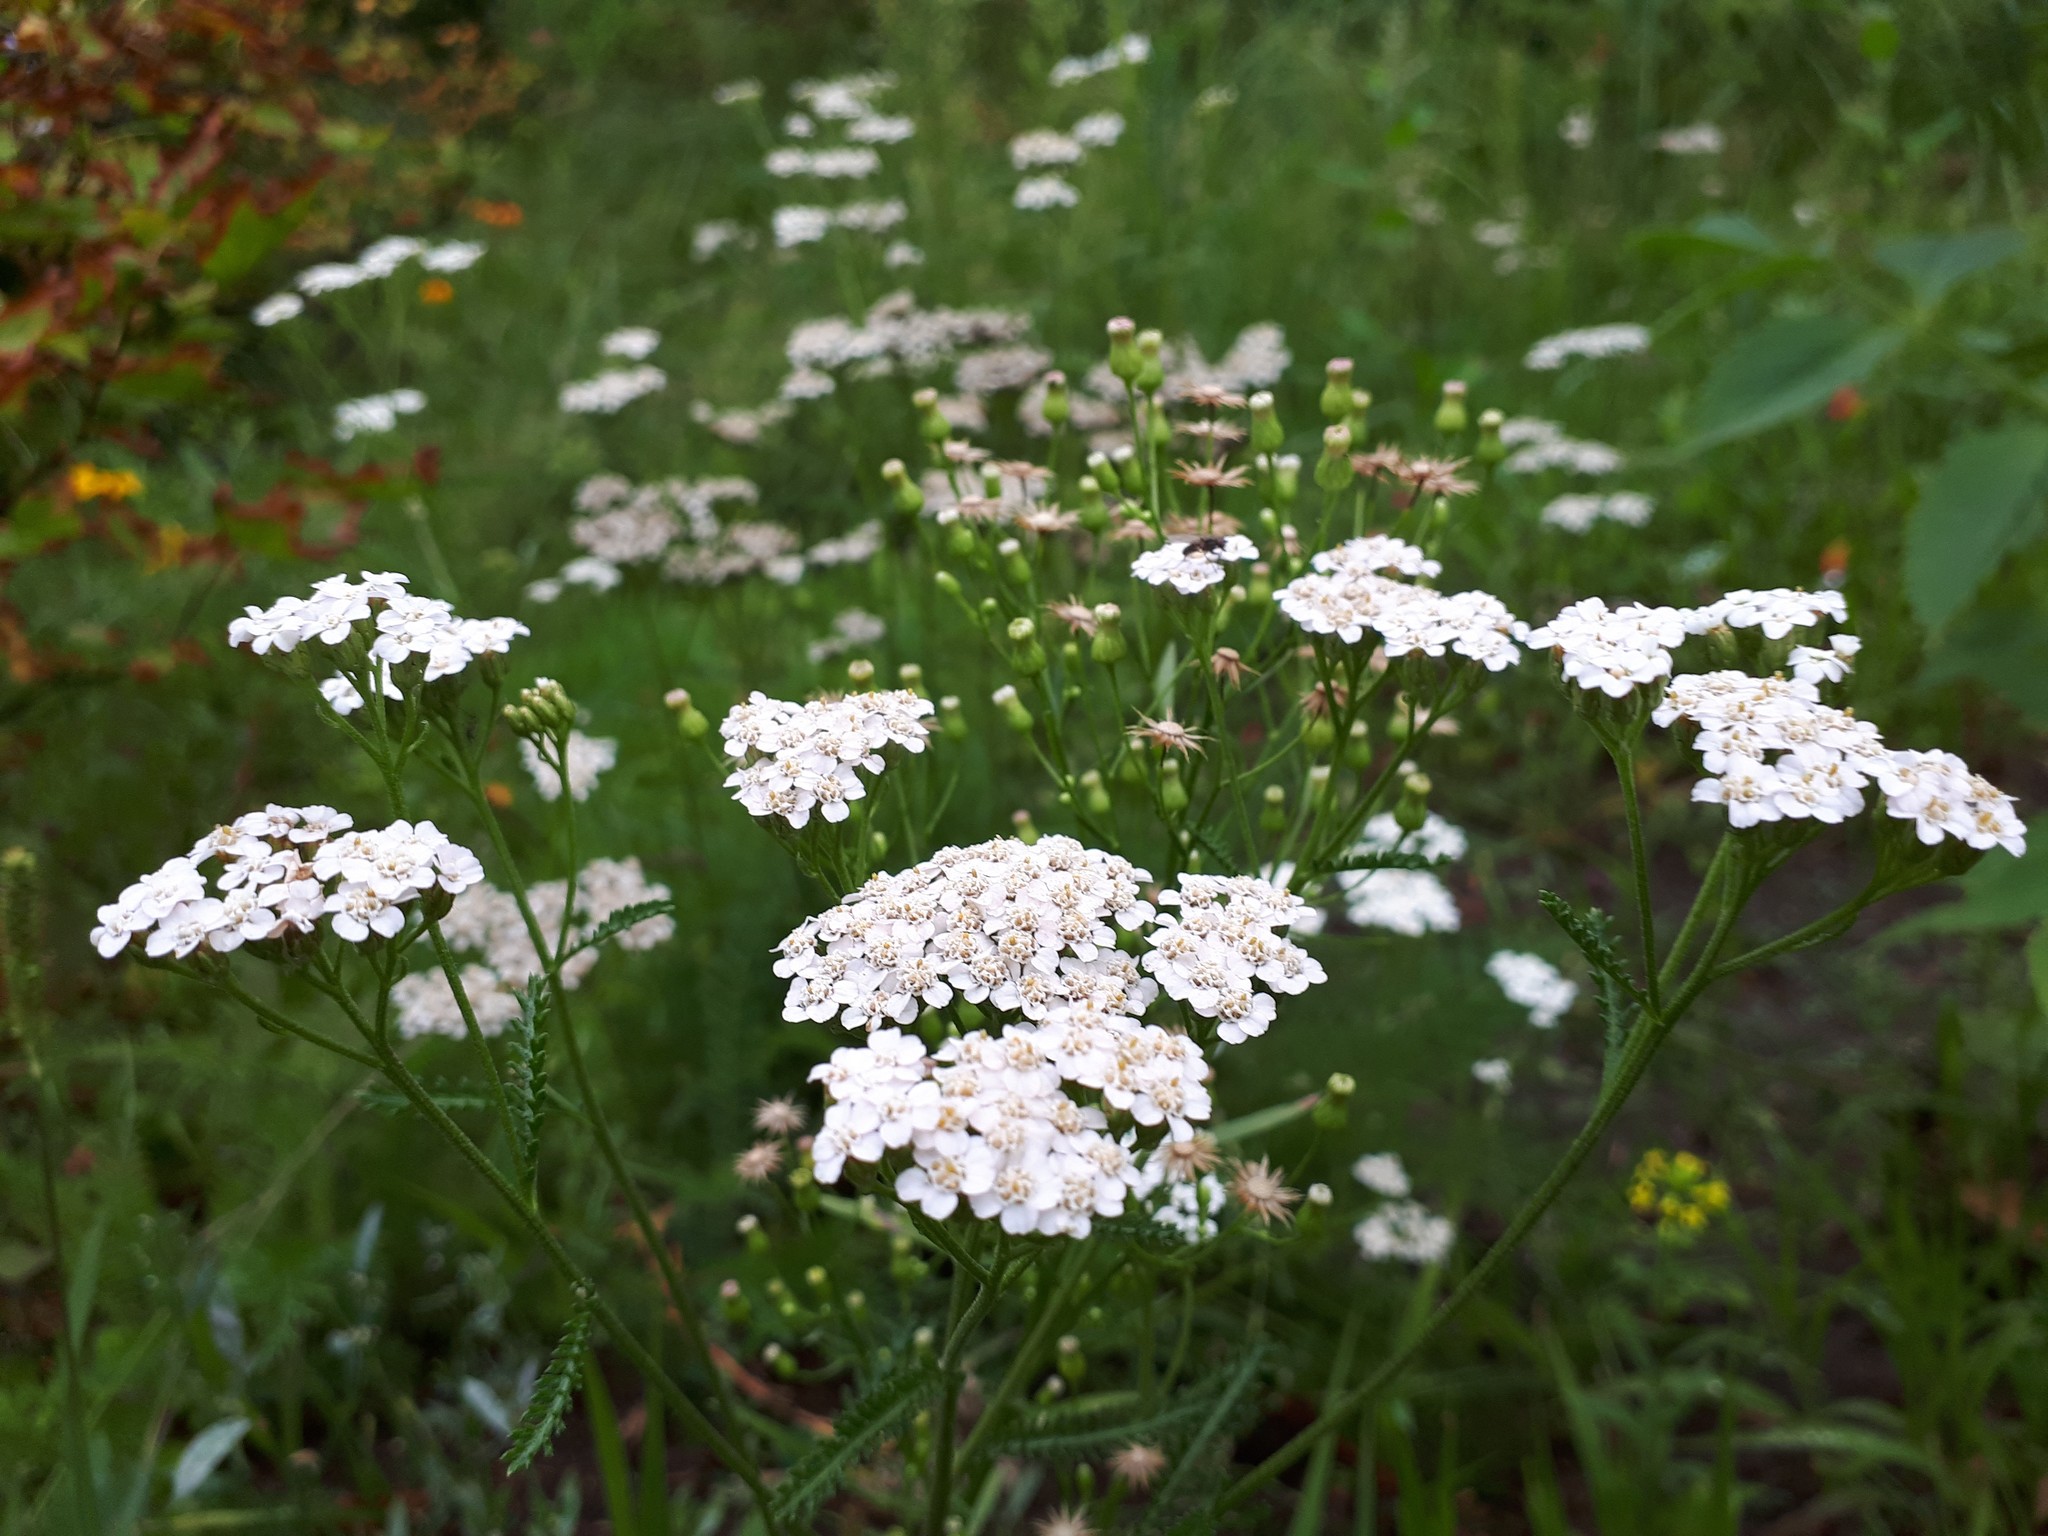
771 1361 943 1523
1903 424 2048 632
1147 1342 1270 1529
1326 849 1435 874
172 1415 251 1500
356 1085 497 1116
1875 227 2026 307
506 981 550 1197
994 1385 1222 1460
1683 313 1903 452
1539 892 1645 1078
561 899 676 960
506 1297 592 1472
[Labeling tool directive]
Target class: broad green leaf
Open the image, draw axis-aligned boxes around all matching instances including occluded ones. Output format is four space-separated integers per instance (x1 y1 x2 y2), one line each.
0 302 51 356
2026 923 2048 1017
172 1416 251 1500
1634 212 1781 259
1876 227 2026 307
202 200 289 285
1903 424 2048 631
1921 603 2048 726
1684 314 1903 451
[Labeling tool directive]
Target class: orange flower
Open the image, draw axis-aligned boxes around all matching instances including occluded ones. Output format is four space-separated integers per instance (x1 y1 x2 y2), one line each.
1819 537 1850 583
418 277 454 304
469 198 524 228
484 780 515 808
68 463 144 502
1825 385 1864 422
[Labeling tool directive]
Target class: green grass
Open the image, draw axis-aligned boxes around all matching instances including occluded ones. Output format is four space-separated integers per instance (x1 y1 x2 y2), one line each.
6 1 2048 1531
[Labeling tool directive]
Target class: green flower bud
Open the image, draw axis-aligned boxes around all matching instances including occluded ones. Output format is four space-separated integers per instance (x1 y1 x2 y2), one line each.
1060 640 1082 671
1475 408 1506 465
1079 769 1112 817
1315 424 1355 495
914 386 950 443
994 683 1035 733
938 693 967 741
1272 452 1300 507
765 1342 797 1381
881 456 925 515
665 687 710 739
1135 328 1165 394
1308 762 1334 803
1433 379 1468 435
847 658 876 687
1320 357 1355 422
1249 390 1283 455
1394 771 1431 833
738 1213 770 1256
1012 808 1040 845
933 568 962 598
978 596 1001 624
999 537 1032 587
1086 450 1120 495
1008 616 1047 675
870 829 889 861
1313 1071 1356 1131
1247 560 1273 607
718 1279 751 1327
806 1265 832 1299
1159 756 1189 813
1344 718 1373 769
1112 444 1141 495
1260 783 1288 834
1347 388 1373 440
942 513 977 560
1107 316 1141 382
1301 705 1337 752
1089 603 1126 665
1056 1334 1086 1387
898 662 925 695
1042 369 1070 426
1069 477 1106 538
789 1163 820 1212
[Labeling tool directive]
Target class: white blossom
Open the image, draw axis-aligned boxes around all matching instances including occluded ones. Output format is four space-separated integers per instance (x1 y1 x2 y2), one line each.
252 293 304 326
1541 492 1655 533
1049 32 1149 86
1352 1152 1411 1198
1524 323 1651 371
1338 869 1461 936
1486 951 1577 1028
558 365 667 414
1355 1199 1455 1265
1010 129 1084 170
721 690 933 827
1014 174 1080 211
1130 535 1259 595
1657 123 1724 156
333 389 425 441
1471 1057 1513 1091
521 730 618 803
601 327 660 360
1524 597 1691 698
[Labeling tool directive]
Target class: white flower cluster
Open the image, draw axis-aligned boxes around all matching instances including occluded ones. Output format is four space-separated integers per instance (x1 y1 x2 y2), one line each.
1486 950 1577 1028
1523 597 1691 698
1352 1151 1411 1197
333 388 425 441
766 145 881 179
1130 535 1259 594
786 291 1032 376
1657 123 1724 156
1333 813 1467 936
721 690 934 828
1471 1057 1513 1090
771 198 908 248
1277 536 1525 671
1694 587 1848 638
1523 323 1651 371
92 806 483 960
227 571 527 712
601 327 660 360
954 343 1056 396
1354 1199 1456 1266
1080 322 1292 407
1007 112 1125 205
1657 669 2025 849
527 477 826 601
389 858 674 1040
1147 1170 1230 1243
252 236 485 325
693 219 752 261
805 607 887 665
1144 875 1328 1043
1049 32 1149 86
559 365 667 415
791 70 897 122
520 730 618 804
1499 417 1624 475
1541 491 1655 533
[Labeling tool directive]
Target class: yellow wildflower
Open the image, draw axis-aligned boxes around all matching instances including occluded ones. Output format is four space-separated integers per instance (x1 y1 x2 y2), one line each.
69 464 144 502
1627 1147 1731 1242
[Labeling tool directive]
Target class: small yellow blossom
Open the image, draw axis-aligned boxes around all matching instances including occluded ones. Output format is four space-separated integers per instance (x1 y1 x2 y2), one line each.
1627 1148 1731 1242
69 464 144 502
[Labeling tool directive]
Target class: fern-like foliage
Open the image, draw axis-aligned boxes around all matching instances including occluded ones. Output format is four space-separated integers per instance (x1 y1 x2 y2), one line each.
560 899 676 960
770 1361 944 1524
1539 889 1650 1080
506 980 550 1198
505 1294 592 1472
356 1081 495 1116
1327 849 1437 873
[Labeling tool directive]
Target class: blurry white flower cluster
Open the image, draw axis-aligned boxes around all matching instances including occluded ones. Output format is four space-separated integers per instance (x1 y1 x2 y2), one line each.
1277 534 1525 671
390 858 674 1039
251 236 485 325
806 607 887 665
1007 111 1125 208
1351 1151 1455 1264
1540 491 1655 534
1131 534 1259 595
1523 323 1651 371
1497 417 1624 475
520 730 618 804
333 388 425 441
601 326 660 360
786 290 1033 377
766 146 882 179
1333 812 1467 936
1486 950 1577 1028
92 806 483 960
721 689 934 828
227 571 526 714
1048 32 1149 86
559 364 667 415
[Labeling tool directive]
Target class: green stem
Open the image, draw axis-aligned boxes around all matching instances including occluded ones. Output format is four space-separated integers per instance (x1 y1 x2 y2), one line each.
424 919 523 1157
1614 747 1662 1016
215 973 382 1070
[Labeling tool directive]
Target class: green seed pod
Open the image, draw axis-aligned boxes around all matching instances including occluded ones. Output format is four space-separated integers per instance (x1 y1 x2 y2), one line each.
1008 616 1047 675
1056 1334 1086 1387
1320 357 1355 422
738 1214 770 1256
1135 328 1165 393
1076 474 1109 533
1247 560 1273 607
1344 718 1373 769
1089 603 1126 665
1314 1071 1356 1130
944 516 977 559
914 386 950 443
897 663 925 695
1000 537 1033 587
1249 389 1283 455
1107 316 1141 383
1394 771 1432 833
1475 408 1506 465
1159 756 1189 813
993 684 1035 733
881 456 925 515
1315 424 1355 495
665 687 710 739
1042 369 1070 426
933 568 962 598
1301 710 1337 752
1146 401 1172 448
846 658 875 687
1086 451 1121 496
718 1279 751 1327
1433 379 1468 435
1347 388 1373 441
1272 452 1300 508
1259 783 1288 834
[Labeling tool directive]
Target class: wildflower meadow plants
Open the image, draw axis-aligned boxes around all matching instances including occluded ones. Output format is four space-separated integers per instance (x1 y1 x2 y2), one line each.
75 305 2029 1531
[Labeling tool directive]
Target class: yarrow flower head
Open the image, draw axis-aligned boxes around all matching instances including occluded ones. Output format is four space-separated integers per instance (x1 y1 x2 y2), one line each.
91 807 483 961
1523 323 1651 371
1523 597 1690 698
1277 536 1525 672
520 730 618 804
227 572 527 711
1355 1198 1456 1265
1486 950 1577 1028
1129 535 1259 595
721 690 934 829
1143 875 1327 1043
